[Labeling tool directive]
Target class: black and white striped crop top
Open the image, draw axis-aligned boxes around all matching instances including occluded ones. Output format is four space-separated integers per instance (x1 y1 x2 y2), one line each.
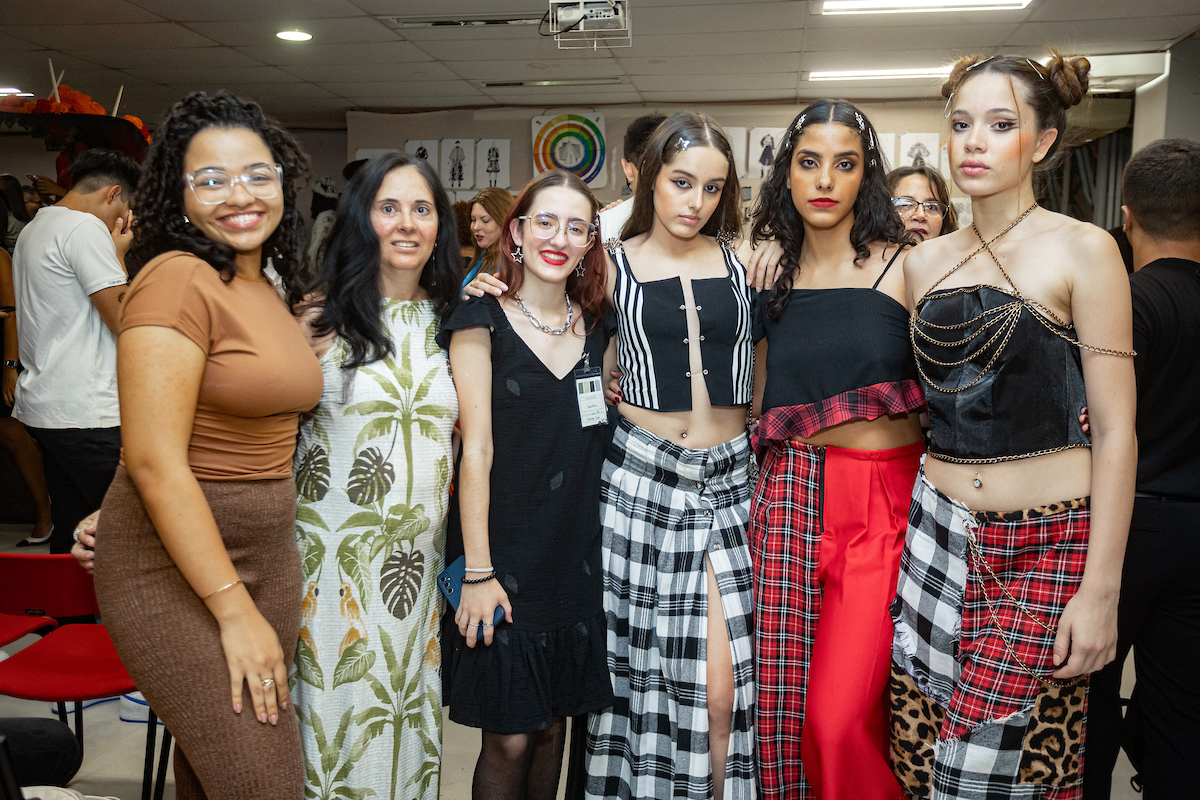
606 238 754 412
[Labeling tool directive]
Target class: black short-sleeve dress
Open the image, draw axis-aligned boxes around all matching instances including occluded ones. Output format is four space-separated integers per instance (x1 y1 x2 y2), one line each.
439 294 615 733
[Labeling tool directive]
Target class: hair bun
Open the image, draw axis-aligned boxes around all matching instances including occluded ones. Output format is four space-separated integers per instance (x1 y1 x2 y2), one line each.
1046 52 1090 108
941 55 981 99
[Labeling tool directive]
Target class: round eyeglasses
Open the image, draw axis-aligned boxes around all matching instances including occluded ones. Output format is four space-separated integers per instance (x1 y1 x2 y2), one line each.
892 196 947 218
518 213 597 247
186 164 283 205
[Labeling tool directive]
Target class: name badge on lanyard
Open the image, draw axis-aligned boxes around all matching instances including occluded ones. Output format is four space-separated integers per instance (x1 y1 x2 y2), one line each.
574 350 606 428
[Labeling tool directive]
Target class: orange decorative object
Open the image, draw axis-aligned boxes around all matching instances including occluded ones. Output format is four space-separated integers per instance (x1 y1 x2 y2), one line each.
2 85 150 142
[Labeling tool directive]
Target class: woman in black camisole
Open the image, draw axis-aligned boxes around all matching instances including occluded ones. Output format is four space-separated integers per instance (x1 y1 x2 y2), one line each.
890 52 1136 799
748 100 925 800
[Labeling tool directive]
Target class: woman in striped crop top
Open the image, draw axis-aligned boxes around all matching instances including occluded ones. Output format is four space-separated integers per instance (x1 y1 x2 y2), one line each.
748 100 926 800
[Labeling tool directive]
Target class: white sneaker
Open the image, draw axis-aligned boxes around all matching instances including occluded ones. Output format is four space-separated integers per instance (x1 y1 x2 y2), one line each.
119 691 161 724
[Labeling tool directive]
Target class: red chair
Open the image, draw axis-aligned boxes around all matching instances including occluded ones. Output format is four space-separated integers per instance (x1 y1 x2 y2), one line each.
0 554 170 800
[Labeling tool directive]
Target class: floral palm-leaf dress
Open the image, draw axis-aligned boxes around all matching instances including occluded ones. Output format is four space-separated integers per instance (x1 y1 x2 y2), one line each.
291 299 458 800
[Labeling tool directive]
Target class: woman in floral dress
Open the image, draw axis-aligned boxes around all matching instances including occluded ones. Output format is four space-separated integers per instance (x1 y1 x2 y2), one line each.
291 152 462 800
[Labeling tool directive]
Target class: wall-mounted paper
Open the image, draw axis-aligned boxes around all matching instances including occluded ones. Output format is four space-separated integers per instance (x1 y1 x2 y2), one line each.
441 139 474 191
877 133 897 170
531 111 608 188
899 133 940 169
724 126 748 179
749 127 788 179
939 143 951 179
475 139 511 190
404 140 439 172
354 148 399 161
952 199 971 228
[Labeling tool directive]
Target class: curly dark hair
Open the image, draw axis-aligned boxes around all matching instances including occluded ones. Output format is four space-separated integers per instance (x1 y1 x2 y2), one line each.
125 91 312 307
312 151 463 371
752 99 906 321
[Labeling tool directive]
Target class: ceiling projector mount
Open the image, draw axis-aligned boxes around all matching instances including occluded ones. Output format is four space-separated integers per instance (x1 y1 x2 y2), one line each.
548 1 632 49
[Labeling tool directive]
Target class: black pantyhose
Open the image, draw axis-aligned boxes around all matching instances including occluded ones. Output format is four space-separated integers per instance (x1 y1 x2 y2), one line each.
471 717 567 800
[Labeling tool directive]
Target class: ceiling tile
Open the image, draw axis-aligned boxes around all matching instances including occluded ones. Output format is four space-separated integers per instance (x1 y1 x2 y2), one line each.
1006 16 1200 46
321 81 486 98
238 41 432 66
170 82 340 101
0 23 220 50
632 3 807 34
477 90 644 106
346 97 501 109
123 66 304 85
484 81 637 96
618 53 800 75
186 17 401 48
798 48 967 71
805 8 1030 28
349 0 543 14
402 35 610 61
131 0 368 22
279 62 461 82
1 1 164 25
622 30 803 56
803 22 1018 51
639 89 796 102
67 47 264 70
444 58 625 81
1028 0 1200 21
632 73 797 92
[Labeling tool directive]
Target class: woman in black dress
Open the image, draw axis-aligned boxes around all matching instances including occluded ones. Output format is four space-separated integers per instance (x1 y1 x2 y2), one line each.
441 169 614 800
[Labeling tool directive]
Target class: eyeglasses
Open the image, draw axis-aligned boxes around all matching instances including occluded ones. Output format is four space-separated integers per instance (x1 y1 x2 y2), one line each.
893 197 947 218
186 164 283 205
518 213 597 247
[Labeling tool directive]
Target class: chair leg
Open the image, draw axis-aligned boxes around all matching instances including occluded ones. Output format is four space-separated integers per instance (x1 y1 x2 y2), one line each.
153 729 171 800
54 701 68 727
73 702 83 761
141 710 158 800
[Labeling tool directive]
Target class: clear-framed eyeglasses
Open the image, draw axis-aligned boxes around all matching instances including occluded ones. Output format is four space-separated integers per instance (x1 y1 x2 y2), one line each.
186 163 284 205
518 213 597 247
892 197 947 218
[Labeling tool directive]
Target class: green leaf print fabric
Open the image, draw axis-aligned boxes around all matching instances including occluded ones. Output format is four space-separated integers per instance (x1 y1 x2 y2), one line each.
292 300 457 800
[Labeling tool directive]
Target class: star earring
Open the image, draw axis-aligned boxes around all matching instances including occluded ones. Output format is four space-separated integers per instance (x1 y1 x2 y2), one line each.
510 245 523 263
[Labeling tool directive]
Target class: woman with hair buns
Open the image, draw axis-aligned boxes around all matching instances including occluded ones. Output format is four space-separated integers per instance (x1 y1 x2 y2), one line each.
889 52 1136 797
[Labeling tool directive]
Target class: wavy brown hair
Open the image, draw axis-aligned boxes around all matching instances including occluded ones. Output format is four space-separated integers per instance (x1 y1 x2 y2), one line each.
621 111 741 241
496 170 607 323
887 164 959 235
469 187 516 273
126 91 311 307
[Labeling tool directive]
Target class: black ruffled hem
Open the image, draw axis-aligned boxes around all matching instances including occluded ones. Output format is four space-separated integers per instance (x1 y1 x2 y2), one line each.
443 610 614 734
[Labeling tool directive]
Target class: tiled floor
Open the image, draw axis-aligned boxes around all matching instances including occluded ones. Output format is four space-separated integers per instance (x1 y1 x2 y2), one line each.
1 522 1140 799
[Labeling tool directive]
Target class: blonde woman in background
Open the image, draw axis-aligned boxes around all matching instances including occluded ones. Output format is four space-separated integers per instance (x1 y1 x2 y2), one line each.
463 187 514 286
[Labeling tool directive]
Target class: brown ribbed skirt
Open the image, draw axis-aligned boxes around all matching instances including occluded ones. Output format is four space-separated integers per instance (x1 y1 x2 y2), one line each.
94 466 303 800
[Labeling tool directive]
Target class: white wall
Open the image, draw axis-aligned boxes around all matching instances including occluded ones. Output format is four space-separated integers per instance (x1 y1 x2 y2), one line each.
290 128 350 225
0 133 64 188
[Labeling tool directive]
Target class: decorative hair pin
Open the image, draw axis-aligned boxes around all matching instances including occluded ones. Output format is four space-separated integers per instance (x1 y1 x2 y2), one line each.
965 55 997 72
855 111 866 132
1026 58 1046 80
868 128 878 167
676 136 691 151
790 113 807 138
943 92 955 118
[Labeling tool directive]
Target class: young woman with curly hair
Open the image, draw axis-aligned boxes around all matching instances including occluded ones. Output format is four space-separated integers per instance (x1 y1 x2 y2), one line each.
889 52 1135 798
748 99 924 800
93 91 321 799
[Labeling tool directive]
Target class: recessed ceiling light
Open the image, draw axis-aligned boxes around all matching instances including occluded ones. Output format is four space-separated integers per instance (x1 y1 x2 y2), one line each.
821 0 1032 13
276 30 313 41
808 66 954 81
0 87 33 96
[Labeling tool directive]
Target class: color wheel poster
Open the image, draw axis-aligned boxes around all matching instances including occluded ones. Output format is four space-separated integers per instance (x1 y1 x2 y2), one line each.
531 111 607 188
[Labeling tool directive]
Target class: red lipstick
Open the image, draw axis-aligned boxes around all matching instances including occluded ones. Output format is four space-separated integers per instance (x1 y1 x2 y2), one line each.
810 197 838 208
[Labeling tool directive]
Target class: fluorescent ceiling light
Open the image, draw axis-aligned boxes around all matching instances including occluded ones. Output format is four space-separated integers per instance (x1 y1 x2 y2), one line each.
0 87 33 96
809 67 953 81
822 0 1032 13
481 77 623 88
276 30 312 41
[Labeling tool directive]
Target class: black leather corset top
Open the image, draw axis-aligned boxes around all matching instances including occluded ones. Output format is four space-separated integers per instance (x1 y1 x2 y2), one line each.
913 285 1089 463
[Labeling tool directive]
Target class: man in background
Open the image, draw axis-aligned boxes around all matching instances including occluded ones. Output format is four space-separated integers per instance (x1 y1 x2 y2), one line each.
1085 138 1200 799
599 114 667 241
11 148 138 553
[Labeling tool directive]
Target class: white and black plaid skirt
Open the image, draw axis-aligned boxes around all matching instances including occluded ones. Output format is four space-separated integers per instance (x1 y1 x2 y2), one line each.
585 417 756 800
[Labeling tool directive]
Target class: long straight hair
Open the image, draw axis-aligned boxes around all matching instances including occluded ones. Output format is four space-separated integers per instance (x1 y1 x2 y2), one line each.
495 170 608 322
752 99 905 321
621 111 741 241
313 152 463 371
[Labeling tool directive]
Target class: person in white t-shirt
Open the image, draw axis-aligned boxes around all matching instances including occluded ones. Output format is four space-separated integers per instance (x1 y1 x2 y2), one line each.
598 114 667 243
12 148 139 552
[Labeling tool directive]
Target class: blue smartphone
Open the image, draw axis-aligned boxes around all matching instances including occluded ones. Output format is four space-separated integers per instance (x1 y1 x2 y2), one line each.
437 556 505 627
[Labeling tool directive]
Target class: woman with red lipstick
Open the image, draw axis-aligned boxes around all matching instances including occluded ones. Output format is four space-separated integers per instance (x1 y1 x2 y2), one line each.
890 53 1136 798
441 170 614 800
93 92 321 799
749 99 923 800
887 164 959 242
463 187 514 286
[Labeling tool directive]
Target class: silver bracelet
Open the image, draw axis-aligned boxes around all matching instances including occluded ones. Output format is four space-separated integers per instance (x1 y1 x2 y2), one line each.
464 566 494 573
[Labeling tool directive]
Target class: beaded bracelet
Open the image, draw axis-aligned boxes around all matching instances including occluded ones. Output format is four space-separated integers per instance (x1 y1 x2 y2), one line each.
462 572 497 585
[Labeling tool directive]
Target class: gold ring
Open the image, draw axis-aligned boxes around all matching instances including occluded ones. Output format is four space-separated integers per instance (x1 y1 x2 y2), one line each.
261 679 275 689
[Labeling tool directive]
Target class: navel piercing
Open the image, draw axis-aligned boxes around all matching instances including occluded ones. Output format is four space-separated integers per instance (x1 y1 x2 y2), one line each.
973 471 983 489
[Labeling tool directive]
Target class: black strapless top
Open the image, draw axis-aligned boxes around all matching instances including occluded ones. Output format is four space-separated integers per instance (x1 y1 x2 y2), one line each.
914 285 1089 463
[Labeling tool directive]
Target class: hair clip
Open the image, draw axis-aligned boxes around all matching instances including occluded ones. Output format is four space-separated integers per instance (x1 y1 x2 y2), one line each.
964 55 997 72
676 136 691 151
790 113 807 138
943 91 955 118
854 111 866 132
1025 58 1046 80
868 128 877 151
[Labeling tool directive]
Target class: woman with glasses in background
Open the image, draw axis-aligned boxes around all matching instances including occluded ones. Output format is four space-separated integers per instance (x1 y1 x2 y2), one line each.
887 164 959 242
94 91 321 799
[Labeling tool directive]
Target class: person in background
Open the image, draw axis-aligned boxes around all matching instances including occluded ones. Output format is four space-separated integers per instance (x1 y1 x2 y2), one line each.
304 176 339 277
454 199 475 261
1084 138 1200 800
598 114 667 241
442 169 613 800
23 184 46 219
1 175 32 252
0 196 53 546
462 187 515 286
11 148 136 552
890 52 1135 798
292 151 462 800
886 164 958 242
93 91 321 798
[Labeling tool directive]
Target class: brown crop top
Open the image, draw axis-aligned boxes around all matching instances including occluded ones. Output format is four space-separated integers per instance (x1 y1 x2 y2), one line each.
119 252 323 480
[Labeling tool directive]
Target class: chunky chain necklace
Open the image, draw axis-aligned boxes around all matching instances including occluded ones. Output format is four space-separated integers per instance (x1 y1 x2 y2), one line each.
515 290 573 335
